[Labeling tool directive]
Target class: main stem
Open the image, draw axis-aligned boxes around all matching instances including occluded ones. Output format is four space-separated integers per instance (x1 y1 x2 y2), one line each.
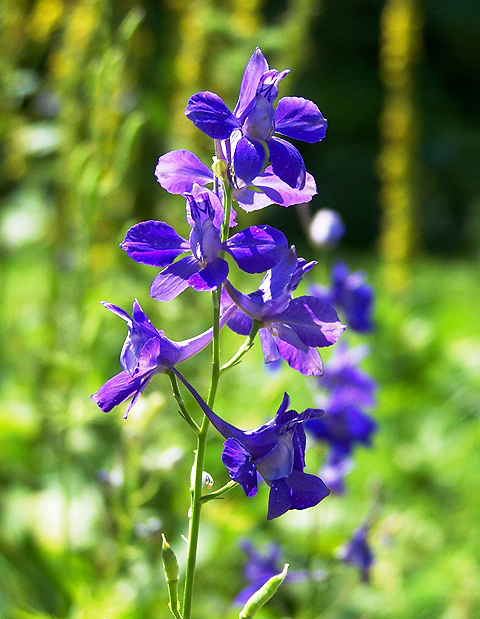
182 183 232 619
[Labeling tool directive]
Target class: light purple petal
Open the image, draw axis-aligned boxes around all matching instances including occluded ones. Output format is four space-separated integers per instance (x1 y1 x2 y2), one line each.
275 97 328 143
287 470 330 509
259 329 281 363
150 256 200 301
251 167 317 206
188 258 229 291
186 185 226 230
275 337 324 376
155 149 213 194
276 296 347 348
120 220 188 267
234 136 266 184
267 478 292 520
234 47 269 122
185 91 239 139
268 136 306 189
225 225 288 273
222 437 258 497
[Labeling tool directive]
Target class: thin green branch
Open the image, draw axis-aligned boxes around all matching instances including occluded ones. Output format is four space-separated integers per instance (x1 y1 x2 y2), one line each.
167 370 200 433
220 321 260 374
200 480 238 504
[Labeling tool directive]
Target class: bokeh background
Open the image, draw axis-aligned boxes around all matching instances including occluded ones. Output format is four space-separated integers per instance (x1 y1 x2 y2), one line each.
1 0 480 618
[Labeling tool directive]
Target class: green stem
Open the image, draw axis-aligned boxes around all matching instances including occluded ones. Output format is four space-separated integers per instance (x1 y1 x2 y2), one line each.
182 180 232 619
220 321 260 374
200 480 238 503
167 371 200 433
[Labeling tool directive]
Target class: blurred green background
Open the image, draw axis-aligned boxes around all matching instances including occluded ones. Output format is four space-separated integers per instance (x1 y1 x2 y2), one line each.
1 0 479 618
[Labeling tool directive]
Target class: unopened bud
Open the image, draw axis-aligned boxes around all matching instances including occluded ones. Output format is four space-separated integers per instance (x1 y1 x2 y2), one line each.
239 563 289 619
212 157 229 182
161 534 179 583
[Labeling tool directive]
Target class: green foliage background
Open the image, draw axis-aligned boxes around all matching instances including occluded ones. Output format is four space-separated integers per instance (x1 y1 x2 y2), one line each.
1 1 479 618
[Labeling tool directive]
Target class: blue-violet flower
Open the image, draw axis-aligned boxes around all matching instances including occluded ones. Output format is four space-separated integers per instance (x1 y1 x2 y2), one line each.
120 184 288 301
223 248 346 375
185 47 327 189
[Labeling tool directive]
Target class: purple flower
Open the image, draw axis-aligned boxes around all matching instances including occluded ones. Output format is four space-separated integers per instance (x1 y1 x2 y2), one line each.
310 262 374 333
120 184 288 301
185 47 327 189
91 299 230 416
319 341 377 408
195 391 329 519
234 540 323 605
154 149 318 212
339 525 374 582
222 248 346 375
305 393 377 457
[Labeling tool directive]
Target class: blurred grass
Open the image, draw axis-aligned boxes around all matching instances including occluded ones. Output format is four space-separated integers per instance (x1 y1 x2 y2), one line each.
1 246 479 618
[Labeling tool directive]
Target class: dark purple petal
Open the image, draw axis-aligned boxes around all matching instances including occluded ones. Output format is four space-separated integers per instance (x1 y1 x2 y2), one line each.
267 478 292 520
154 150 214 194
227 309 254 336
225 225 288 273
258 69 290 103
185 91 239 139
276 296 347 348
234 136 266 184
120 220 188 267
234 47 269 122
150 256 200 301
91 370 152 414
186 185 226 230
188 257 229 291
267 137 306 189
224 280 264 320
222 438 258 497
275 97 328 143
287 470 330 509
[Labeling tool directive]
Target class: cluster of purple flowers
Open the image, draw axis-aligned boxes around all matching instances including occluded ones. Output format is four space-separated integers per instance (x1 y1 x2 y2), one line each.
92 48 349 521
306 341 377 494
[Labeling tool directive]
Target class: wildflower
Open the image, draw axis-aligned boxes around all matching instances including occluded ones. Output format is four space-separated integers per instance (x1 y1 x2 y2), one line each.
309 208 345 249
120 184 288 301
223 248 346 375
154 149 317 212
339 525 374 582
319 341 377 407
310 262 374 332
194 391 329 519
91 299 230 416
185 47 327 189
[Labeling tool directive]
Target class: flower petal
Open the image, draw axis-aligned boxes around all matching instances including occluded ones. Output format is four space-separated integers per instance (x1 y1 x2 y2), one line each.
267 137 306 189
120 220 188 267
185 91 239 139
287 470 330 509
267 478 292 520
275 97 328 143
155 149 214 194
234 47 269 123
222 437 258 497
225 225 288 273
233 136 266 184
276 296 347 347
150 256 200 301
259 328 281 363
188 257 229 291
91 370 151 414
275 336 324 376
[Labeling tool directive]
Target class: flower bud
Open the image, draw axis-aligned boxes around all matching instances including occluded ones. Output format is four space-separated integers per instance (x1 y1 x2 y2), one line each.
212 157 229 182
239 563 289 619
161 534 179 583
